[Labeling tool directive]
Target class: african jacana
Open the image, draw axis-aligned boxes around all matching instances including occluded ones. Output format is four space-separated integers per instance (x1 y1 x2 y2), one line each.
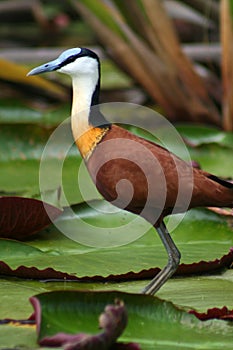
28 48 233 295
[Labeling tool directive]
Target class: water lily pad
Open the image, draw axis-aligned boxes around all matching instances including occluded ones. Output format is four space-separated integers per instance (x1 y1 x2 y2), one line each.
0 204 232 282
177 125 233 148
30 291 233 349
0 196 62 239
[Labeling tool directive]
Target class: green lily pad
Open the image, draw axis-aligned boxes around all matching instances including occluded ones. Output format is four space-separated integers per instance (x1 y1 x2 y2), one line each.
1 269 233 323
0 100 71 127
1 288 233 349
0 123 87 205
157 270 233 312
186 143 233 177
0 324 37 349
177 125 233 149
0 203 232 281
31 291 233 349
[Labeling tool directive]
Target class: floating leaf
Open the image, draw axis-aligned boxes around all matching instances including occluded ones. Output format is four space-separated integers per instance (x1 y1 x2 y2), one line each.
27 291 233 350
1 289 233 349
1 270 233 323
0 123 85 206
177 125 233 148
0 196 62 240
34 298 131 349
157 269 233 312
0 324 36 349
186 143 233 177
0 100 70 127
0 204 232 282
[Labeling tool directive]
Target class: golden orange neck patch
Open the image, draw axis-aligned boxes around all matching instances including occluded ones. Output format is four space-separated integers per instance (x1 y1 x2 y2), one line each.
75 126 109 160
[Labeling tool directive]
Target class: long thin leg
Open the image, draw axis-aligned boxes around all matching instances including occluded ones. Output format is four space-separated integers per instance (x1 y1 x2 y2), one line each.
141 221 181 295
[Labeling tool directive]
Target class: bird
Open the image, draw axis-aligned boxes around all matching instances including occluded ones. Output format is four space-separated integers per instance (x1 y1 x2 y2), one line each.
27 48 233 295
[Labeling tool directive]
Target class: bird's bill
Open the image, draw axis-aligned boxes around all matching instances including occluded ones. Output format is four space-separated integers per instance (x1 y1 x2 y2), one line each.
27 58 60 76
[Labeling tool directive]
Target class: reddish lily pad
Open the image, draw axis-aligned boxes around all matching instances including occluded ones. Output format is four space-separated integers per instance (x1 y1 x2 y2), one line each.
0 196 62 240
190 306 233 321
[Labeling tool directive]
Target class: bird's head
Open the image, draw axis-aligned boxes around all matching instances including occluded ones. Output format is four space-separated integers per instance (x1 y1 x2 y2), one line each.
27 47 100 78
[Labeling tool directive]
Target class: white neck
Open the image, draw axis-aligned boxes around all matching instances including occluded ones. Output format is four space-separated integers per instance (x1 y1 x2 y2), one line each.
71 73 98 142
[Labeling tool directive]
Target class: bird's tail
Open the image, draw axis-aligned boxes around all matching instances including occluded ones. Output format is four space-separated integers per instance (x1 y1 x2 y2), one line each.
206 174 233 208
207 174 233 189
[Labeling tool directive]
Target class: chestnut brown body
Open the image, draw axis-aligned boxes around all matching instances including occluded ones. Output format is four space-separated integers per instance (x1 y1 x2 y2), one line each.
87 125 233 226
